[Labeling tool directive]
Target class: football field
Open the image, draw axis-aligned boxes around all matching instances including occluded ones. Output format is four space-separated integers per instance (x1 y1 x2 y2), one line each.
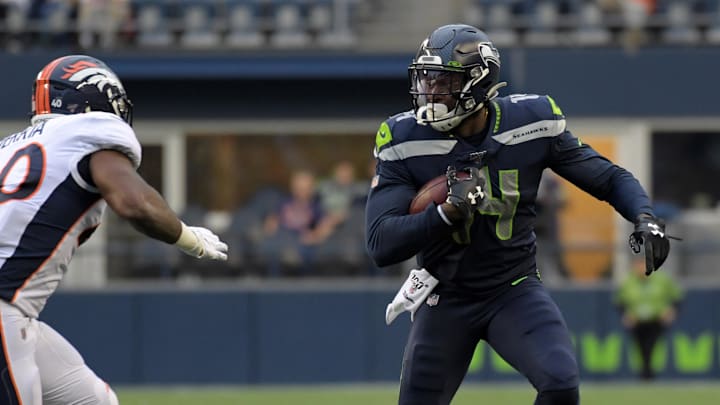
117 382 720 405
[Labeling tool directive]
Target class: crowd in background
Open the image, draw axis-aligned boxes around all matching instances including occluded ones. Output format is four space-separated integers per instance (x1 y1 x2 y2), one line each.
2 0 716 282
1 0 720 52
108 159 581 281
111 159 401 280
0 0 358 51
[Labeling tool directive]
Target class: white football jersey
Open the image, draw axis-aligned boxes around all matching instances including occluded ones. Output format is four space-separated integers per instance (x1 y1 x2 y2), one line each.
0 112 141 318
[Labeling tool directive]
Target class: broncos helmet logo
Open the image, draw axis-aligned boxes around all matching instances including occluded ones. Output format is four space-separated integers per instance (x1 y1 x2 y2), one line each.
60 61 99 79
60 61 125 94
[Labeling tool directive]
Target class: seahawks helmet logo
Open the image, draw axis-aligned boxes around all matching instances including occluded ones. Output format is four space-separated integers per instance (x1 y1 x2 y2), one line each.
477 42 500 68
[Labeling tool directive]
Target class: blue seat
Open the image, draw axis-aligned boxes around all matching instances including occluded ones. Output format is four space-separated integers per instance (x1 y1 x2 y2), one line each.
570 1 612 46
268 0 311 48
179 1 222 48
224 0 264 48
523 1 561 47
134 0 174 47
660 1 702 44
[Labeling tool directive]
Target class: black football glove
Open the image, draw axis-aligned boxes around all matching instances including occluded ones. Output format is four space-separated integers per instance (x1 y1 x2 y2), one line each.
629 214 671 276
443 166 485 224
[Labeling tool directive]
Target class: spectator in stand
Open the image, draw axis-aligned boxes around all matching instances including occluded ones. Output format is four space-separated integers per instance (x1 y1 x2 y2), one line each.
597 0 655 50
77 0 131 49
260 169 335 276
318 160 367 227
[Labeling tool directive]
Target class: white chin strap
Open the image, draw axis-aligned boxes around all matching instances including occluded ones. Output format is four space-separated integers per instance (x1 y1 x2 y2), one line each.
415 81 508 132
415 103 477 132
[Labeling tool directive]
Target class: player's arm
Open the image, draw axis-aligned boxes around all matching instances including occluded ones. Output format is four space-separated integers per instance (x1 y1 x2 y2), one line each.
89 149 227 260
548 132 653 221
365 161 453 267
549 132 671 274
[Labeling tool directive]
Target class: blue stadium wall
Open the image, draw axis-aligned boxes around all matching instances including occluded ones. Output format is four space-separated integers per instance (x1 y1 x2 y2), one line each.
41 287 720 384
1 47 719 119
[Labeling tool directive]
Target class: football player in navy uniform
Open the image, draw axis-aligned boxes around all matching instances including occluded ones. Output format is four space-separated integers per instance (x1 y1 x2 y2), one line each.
365 24 671 405
0 55 228 405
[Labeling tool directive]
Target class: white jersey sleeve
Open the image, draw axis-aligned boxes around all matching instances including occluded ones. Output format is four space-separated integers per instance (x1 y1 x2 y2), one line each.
51 112 142 193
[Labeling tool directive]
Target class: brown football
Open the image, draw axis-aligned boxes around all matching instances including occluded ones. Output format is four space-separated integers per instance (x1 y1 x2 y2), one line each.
409 175 448 214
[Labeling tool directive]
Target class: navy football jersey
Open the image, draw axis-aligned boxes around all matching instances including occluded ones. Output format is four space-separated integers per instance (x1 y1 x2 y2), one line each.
365 94 653 295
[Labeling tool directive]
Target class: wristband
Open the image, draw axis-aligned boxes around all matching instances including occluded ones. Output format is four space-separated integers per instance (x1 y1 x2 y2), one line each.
437 204 453 226
173 222 203 255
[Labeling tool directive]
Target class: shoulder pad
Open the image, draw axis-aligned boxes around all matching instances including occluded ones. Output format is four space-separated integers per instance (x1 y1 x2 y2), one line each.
373 111 457 162
57 112 142 168
374 111 415 149
495 94 563 121
490 94 567 145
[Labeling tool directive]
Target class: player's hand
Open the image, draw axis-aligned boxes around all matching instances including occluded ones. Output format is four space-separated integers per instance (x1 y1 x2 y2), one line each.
442 166 485 224
175 223 229 261
628 214 670 275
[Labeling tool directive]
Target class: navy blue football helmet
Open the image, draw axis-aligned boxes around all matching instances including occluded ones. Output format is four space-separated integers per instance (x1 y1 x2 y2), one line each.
409 24 506 132
31 55 133 125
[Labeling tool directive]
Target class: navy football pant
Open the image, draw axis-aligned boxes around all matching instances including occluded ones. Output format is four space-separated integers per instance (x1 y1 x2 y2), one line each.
398 277 579 405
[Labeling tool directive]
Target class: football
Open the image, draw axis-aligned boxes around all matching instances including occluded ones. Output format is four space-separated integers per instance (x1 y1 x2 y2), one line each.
409 175 448 214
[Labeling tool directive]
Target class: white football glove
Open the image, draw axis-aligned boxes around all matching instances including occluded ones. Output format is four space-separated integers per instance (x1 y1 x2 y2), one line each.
174 222 228 261
385 268 439 325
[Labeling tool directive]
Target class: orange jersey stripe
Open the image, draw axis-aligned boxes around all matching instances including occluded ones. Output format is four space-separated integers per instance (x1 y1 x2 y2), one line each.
35 58 64 115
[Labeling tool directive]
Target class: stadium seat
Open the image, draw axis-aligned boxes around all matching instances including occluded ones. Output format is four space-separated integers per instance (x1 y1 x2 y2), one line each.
268 0 311 48
314 204 367 276
570 1 612 46
130 237 181 278
705 2 720 43
484 2 520 48
179 2 222 49
135 1 173 48
77 0 131 49
29 0 73 46
460 1 484 28
660 1 702 44
312 0 357 48
3 2 26 34
236 187 285 274
224 0 264 48
523 1 561 47
2 2 26 51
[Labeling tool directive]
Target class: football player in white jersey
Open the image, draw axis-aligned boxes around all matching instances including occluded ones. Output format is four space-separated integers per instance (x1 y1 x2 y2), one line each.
0 55 229 405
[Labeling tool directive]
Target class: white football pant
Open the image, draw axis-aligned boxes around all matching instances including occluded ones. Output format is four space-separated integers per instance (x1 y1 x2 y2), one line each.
0 300 118 405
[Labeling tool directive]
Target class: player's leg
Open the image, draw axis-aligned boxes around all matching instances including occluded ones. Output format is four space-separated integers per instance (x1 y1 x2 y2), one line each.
35 321 118 405
0 301 42 405
633 322 664 379
398 293 479 405
486 279 579 405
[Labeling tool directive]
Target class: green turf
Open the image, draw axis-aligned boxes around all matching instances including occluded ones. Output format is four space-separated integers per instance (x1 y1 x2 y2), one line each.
117 383 720 405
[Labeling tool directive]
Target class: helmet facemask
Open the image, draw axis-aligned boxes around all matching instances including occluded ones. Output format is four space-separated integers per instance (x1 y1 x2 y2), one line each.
410 61 499 132
408 25 507 132
410 65 463 131
78 80 134 125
